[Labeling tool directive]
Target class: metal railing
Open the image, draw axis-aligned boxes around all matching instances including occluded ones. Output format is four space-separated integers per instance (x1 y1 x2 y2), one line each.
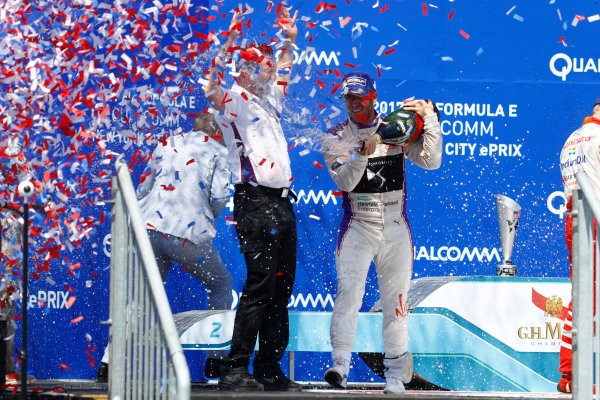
108 160 190 400
571 171 600 400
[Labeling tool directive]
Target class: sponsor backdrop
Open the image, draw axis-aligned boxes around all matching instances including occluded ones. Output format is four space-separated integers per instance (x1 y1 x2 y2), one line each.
13 0 600 386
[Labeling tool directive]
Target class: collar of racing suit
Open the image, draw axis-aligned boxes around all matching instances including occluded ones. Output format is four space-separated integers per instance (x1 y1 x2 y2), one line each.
352 112 381 129
582 116 600 126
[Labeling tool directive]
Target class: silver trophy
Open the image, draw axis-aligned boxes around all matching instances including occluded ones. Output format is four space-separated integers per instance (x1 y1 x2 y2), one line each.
495 194 521 276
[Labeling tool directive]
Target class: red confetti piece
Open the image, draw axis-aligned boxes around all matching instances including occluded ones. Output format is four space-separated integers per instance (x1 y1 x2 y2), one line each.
306 21 317 28
316 79 326 89
313 161 323 169
68 263 81 270
32 272 40 281
87 354 95 367
344 63 355 68
275 2 283 15
379 4 389 13
225 216 235 220
422 3 428 15
331 83 342 95
558 37 565 43
13 314 21 321
258 158 266 166
186 159 195 165
332 191 343 196
576 15 586 21
66 296 76 309
459 30 470 39
60 363 72 372
449 9 455 20
65 284 75 293
71 316 84 324
341 16 351 27
384 48 396 56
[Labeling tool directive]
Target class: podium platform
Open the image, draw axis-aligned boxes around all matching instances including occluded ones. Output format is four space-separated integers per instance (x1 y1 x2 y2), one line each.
174 276 571 392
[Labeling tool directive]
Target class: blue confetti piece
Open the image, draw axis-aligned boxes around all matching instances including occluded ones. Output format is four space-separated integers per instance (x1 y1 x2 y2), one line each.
242 171 250 175
199 181 205 189
197 257 205 265
156 211 163 219
251 117 260 122
187 221 195 228
270 229 277 235
175 171 181 182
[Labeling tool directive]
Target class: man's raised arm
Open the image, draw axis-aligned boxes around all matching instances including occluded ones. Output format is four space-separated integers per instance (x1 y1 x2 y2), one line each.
275 7 298 94
204 10 244 111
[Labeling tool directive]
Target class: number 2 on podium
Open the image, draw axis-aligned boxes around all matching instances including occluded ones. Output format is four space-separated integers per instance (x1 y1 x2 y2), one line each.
210 322 222 338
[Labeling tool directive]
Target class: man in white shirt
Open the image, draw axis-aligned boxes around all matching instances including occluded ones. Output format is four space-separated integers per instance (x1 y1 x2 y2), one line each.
97 113 233 382
203 7 301 392
556 99 600 393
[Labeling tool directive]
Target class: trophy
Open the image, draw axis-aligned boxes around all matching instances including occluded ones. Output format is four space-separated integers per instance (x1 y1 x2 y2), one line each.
495 194 521 276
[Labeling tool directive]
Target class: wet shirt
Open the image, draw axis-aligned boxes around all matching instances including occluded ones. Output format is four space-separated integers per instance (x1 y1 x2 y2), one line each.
559 119 600 202
217 83 292 189
138 132 230 245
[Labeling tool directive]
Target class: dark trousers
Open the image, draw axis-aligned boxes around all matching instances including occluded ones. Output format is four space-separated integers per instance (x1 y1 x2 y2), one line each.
225 184 297 370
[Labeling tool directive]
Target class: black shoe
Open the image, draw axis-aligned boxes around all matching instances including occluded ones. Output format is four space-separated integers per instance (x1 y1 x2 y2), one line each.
253 364 302 392
218 365 264 391
205 358 221 379
96 362 109 383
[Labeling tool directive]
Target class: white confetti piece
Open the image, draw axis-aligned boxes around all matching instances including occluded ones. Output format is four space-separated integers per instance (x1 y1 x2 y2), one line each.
352 47 358 58
299 149 310 156
329 106 341 119
506 6 516 15
513 14 524 22
309 215 321 220
588 14 600 22
396 23 407 31
476 47 484 56
309 87 317 97
376 45 385 56
571 16 579 27
441 56 453 62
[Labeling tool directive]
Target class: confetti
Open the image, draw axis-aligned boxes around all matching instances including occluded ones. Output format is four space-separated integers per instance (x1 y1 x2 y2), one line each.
309 215 321 220
459 30 470 39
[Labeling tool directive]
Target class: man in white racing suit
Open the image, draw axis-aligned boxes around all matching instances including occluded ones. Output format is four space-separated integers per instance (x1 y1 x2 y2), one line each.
556 99 600 393
322 71 442 395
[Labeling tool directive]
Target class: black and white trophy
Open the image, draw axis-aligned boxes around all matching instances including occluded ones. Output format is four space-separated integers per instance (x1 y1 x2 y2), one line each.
495 194 521 276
